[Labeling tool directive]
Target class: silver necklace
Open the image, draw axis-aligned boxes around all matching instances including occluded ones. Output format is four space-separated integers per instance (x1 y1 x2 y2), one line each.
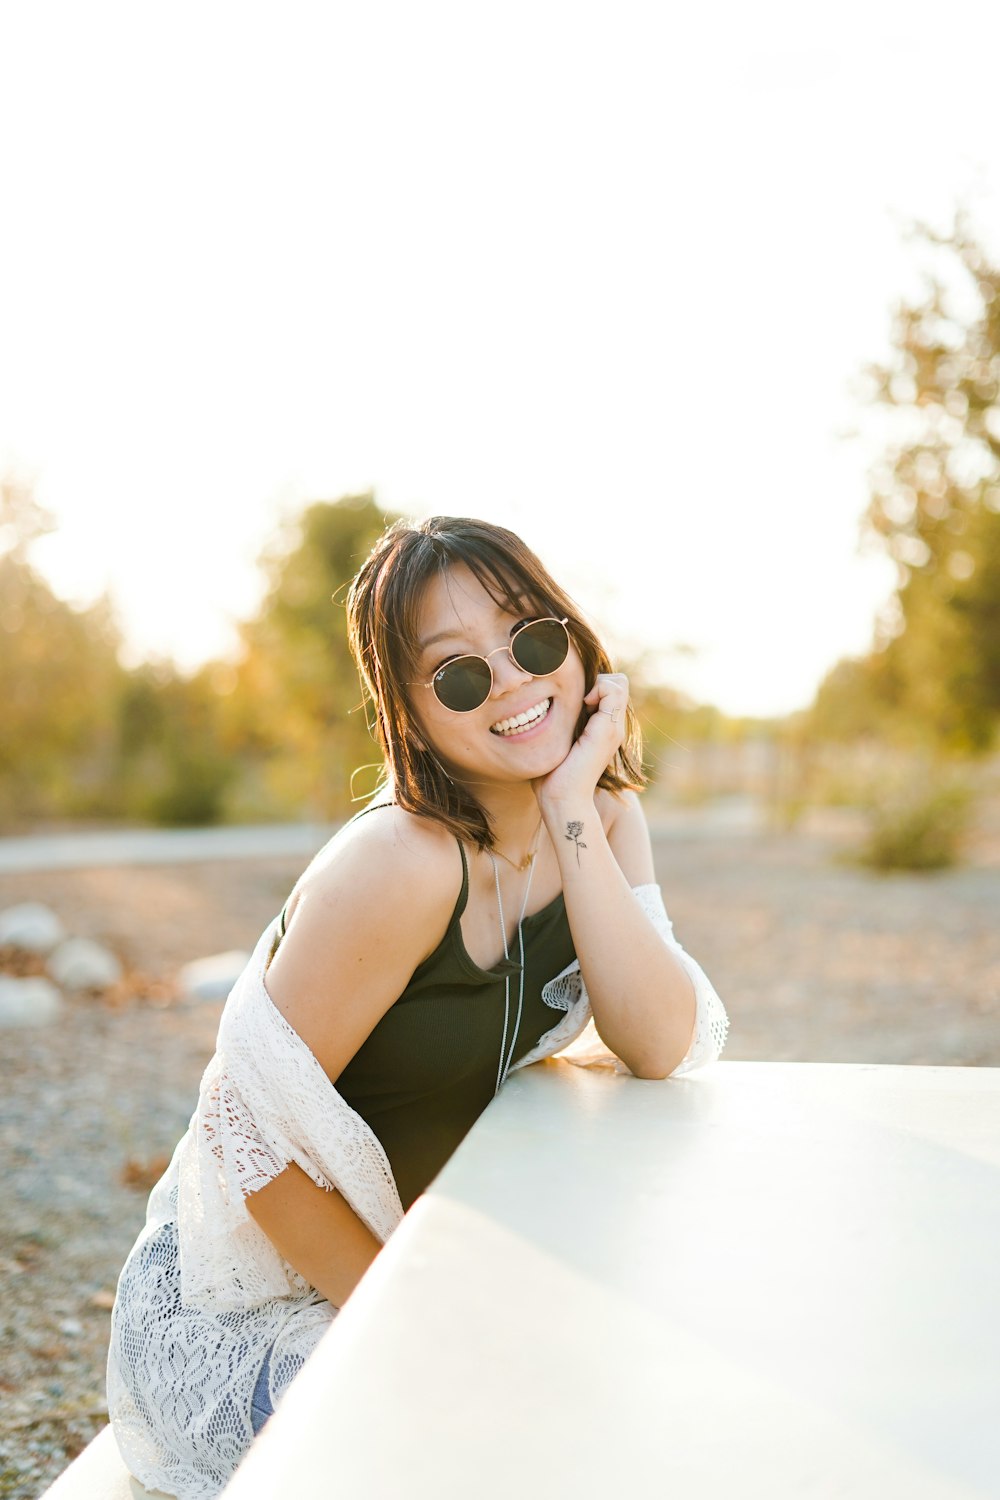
487 849 537 1095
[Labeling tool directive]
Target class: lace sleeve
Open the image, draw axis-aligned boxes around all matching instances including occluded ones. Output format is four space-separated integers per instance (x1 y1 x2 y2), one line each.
175 1061 342 1308
175 917 404 1310
633 883 729 1075
525 882 728 1077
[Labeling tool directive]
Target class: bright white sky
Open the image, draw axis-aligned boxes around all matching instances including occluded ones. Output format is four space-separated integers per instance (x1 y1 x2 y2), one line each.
2 0 998 715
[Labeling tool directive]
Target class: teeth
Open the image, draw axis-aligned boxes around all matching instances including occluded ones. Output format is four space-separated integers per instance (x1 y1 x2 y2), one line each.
491 698 551 736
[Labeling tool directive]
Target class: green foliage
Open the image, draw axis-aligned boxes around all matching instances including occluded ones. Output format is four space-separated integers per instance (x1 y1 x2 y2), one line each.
227 493 402 818
854 213 1000 751
113 664 236 826
0 478 127 825
808 658 879 743
0 484 409 827
855 775 973 872
0 475 244 828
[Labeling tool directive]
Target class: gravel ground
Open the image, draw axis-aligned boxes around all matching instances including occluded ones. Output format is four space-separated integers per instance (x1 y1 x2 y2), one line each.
2 823 998 1497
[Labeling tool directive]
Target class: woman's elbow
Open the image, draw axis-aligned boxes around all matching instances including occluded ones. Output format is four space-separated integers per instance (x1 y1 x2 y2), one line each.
630 1052 685 1082
629 1002 697 1079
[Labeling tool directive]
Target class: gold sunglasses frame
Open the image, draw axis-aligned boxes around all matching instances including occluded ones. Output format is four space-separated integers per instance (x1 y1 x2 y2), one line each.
409 617 571 714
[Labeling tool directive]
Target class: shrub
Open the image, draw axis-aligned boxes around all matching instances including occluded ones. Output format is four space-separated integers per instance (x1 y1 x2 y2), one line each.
856 778 973 872
143 753 234 827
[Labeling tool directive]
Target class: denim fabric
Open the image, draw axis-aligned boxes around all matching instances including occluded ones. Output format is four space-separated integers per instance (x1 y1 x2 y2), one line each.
250 1350 275 1436
250 1347 305 1436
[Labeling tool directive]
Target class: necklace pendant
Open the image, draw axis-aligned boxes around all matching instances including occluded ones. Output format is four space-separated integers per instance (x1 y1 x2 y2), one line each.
493 816 543 875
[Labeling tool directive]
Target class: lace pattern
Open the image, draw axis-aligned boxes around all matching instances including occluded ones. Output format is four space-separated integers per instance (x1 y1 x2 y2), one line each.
517 882 729 1076
108 885 727 1499
175 918 403 1310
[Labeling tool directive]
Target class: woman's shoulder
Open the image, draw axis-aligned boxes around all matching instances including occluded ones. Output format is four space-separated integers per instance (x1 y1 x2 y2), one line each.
263 803 466 1069
289 801 463 925
594 785 645 830
595 787 656 885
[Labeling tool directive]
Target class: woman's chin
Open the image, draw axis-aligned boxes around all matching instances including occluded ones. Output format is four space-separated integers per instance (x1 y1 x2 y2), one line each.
441 704 582 789
509 731 578 784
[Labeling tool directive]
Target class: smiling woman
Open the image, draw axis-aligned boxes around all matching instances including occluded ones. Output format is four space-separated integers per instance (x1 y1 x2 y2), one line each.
105 515 729 1499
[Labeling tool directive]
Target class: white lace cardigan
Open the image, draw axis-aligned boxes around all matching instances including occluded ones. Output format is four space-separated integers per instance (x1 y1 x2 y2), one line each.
107 884 728 1499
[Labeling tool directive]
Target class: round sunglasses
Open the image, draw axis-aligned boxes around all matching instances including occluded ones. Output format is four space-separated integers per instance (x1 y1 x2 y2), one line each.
412 616 571 713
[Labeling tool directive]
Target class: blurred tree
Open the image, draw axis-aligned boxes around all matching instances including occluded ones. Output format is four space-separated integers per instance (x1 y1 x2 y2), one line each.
809 653 897 743
0 480 406 826
114 661 237 825
229 493 402 817
860 213 1000 749
0 475 126 824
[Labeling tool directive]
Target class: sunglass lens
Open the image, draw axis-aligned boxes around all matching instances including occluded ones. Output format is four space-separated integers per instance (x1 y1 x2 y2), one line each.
512 618 569 676
433 656 493 712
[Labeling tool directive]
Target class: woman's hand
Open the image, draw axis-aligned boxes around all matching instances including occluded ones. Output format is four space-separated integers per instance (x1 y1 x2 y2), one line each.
532 671 629 815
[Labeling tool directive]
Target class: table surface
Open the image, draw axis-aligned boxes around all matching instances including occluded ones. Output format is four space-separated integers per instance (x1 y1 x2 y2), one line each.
223 1061 1000 1499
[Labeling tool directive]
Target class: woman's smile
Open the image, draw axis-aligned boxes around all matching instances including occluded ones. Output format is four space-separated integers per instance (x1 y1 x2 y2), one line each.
489 696 552 737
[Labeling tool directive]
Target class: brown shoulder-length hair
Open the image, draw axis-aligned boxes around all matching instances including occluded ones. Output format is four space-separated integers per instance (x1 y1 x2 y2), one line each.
346 515 645 850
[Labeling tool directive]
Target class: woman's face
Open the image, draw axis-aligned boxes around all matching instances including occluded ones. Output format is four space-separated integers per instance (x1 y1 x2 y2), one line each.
406 563 587 791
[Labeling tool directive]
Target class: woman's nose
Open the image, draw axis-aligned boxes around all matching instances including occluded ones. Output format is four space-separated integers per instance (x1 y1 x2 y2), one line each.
488 645 532 696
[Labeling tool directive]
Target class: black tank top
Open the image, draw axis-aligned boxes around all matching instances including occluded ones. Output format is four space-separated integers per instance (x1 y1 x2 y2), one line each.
280 806 577 1211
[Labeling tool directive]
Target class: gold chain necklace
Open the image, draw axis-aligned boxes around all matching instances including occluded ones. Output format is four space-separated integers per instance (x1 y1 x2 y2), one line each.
491 816 544 873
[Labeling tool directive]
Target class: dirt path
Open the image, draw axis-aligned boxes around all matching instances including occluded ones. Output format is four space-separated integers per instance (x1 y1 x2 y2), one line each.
1 827 998 1496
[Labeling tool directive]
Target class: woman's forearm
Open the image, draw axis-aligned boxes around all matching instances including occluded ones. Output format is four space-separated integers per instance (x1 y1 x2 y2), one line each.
542 800 696 1078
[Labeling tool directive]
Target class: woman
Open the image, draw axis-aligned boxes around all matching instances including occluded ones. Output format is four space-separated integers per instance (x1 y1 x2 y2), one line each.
107 515 729 1498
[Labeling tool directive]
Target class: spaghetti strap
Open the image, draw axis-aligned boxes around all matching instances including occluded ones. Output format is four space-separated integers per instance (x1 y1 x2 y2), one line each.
347 802 469 913
346 799 396 826
454 838 469 918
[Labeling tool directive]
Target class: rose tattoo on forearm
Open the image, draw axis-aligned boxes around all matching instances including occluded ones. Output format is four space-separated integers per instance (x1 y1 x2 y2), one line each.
565 820 587 865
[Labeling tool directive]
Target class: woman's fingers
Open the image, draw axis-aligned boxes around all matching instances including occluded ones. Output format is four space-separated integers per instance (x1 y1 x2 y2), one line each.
585 673 629 738
534 674 630 810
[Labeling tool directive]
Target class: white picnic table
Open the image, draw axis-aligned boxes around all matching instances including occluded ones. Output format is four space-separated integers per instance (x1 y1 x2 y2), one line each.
219 1060 999 1499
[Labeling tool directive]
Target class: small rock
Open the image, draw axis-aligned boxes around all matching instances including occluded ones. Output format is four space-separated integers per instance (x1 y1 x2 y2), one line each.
58 1318 84 1338
0 975 64 1028
48 938 123 991
0 902 67 954
178 950 249 1002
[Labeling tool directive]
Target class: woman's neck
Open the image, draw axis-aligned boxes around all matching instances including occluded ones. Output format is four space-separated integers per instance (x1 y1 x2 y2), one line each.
473 782 544 857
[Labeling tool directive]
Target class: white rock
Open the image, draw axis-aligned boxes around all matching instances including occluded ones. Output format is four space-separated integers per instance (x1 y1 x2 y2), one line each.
47 938 123 990
179 950 249 1002
0 975 64 1027
0 902 67 954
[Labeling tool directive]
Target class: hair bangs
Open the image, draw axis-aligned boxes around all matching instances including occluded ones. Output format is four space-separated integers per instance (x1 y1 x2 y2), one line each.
428 526 554 623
